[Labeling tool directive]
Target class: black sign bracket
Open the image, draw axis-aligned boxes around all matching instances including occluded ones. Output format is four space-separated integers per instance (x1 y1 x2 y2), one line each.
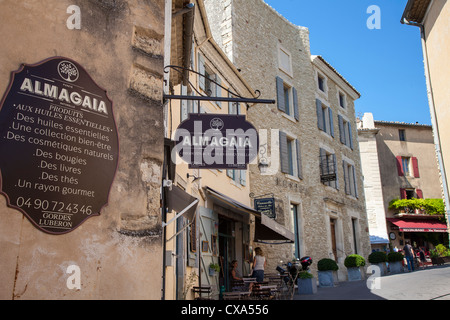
163 65 275 107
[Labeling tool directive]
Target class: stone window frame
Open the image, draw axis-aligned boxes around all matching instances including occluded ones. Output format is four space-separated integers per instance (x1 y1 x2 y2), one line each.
337 112 354 150
280 130 302 181
315 68 329 99
337 88 347 110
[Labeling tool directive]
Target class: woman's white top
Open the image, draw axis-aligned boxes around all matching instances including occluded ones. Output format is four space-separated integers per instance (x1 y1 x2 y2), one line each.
253 255 265 270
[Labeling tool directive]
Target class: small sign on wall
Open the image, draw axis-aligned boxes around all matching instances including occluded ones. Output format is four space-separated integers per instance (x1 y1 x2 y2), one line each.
0 57 119 234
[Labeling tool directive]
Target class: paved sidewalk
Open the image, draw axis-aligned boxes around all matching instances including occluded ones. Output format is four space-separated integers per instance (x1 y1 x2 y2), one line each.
294 264 450 300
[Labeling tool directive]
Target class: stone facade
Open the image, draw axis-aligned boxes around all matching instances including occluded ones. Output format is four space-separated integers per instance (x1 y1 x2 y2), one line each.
359 114 444 250
204 0 371 280
0 0 165 299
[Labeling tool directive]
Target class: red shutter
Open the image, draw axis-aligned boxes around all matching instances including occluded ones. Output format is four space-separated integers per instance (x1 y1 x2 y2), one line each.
416 189 423 199
396 156 404 176
412 157 420 178
400 188 407 199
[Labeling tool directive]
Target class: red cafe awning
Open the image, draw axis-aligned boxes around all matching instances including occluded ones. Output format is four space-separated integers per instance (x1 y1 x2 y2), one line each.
387 218 448 233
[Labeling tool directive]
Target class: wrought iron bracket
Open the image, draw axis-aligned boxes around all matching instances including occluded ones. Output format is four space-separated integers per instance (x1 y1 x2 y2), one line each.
163 65 275 106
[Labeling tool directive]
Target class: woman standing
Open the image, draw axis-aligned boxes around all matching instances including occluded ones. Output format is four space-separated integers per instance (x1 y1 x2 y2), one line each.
251 247 266 283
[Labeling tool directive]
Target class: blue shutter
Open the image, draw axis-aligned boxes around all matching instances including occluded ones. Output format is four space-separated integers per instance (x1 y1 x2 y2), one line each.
338 115 345 144
198 53 205 91
279 131 289 174
352 165 358 198
328 107 334 138
347 122 353 150
296 139 303 179
276 76 285 113
293 87 299 121
316 99 324 131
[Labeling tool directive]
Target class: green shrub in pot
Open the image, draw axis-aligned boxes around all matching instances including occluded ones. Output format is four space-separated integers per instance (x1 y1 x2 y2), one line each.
344 254 366 268
368 251 387 264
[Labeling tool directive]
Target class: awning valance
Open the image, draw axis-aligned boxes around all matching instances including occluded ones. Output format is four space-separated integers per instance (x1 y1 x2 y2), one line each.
205 187 294 243
387 218 448 233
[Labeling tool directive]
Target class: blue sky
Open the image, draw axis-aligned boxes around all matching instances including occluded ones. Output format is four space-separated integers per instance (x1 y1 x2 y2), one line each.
264 0 431 125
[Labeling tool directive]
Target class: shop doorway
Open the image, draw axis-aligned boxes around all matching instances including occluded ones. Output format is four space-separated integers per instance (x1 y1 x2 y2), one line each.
219 217 236 291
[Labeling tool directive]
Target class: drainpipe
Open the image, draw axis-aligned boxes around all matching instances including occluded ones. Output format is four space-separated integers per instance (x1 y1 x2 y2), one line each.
401 13 450 245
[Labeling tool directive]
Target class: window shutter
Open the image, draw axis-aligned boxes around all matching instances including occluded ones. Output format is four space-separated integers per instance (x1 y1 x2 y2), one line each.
396 156 404 176
279 131 289 174
293 87 299 121
276 76 285 113
240 170 246 186
198 53 205 91
333 154 339 190
215 75 222 108
343 161 350 195
181 85 188 121
416 189 423 199
227 169 233 178
400 188 407 199
347 122 353 149
412 157 420 178
320 148 327 178
316 99 324 131
338 115 345 144
296 139 303 179
328 108 334 137
352 165 358 198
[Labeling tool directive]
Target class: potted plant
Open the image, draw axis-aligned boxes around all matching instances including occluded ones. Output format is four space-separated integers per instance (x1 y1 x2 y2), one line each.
209 263 220 276
430 244 450 265
297 271 317 295
368 251 387 276
317 258 339 287
387 252 404 274
344 254 366 281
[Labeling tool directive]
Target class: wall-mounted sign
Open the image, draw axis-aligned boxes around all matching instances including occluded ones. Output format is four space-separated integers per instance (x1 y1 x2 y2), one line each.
0 57 119 234
254 198 276 219
174 114 258 169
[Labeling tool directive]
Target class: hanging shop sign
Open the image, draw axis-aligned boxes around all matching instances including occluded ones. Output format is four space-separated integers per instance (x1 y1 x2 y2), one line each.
254 197 276 219
0 57 119 234
174 114 258 169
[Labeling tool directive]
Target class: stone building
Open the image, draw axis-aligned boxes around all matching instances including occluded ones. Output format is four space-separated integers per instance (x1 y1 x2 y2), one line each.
163 0 293 299
204 0 371 280
0 0 166 299
358 113 447 252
